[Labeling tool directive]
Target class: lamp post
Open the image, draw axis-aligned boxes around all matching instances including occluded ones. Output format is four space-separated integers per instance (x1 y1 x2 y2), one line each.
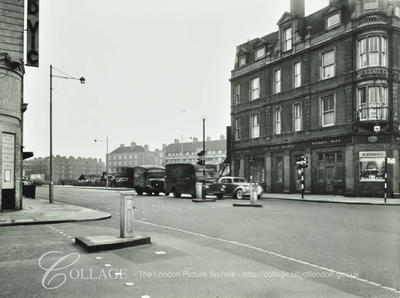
94 137 109 189
49 65 85 203
202 117 206 199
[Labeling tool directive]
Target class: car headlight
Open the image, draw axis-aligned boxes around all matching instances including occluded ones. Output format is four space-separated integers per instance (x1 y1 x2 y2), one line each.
221 185 226 189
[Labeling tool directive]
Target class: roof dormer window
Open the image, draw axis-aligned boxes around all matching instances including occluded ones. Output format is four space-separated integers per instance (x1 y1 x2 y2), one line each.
283 27 292 52
327 13 340 29
255 47 266 60
239 55 247 67
364 0 378 11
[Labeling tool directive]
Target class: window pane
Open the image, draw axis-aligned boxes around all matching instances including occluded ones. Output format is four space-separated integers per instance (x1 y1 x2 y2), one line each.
256 47 265 59
323 50 334 66
327 14 340 28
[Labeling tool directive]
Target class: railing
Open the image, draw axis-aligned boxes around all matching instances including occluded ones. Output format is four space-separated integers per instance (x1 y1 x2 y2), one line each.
357 11 390 27
358 106 389 121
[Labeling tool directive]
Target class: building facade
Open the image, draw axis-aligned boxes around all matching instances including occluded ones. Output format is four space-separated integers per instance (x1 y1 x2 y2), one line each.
25 156 104 183
164 136 226 166
230 0 400 196
0 0 25 210
108 142 163 173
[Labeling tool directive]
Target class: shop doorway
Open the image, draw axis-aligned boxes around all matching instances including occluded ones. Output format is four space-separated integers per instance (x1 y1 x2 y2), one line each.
315 151 345 194
272 154 284 193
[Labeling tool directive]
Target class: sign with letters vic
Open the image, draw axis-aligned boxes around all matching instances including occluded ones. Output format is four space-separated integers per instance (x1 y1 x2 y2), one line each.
26 0 39 67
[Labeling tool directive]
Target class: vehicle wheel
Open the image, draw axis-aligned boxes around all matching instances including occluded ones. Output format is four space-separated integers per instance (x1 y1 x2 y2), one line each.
174 192 181 198
137 190 143 195
154 192 159 196
191 193 196 198
216 194 223 199
234 189 244 200
165 192 170 197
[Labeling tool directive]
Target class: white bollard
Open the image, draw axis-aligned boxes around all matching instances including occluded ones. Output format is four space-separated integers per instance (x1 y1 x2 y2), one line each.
120 191 137 238
250 183 258 204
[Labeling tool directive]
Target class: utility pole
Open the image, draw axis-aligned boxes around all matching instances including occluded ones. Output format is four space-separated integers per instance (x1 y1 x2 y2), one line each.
202 118 206 200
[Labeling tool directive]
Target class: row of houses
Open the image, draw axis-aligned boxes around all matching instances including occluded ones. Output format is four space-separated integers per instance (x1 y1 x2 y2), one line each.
25 136 227 182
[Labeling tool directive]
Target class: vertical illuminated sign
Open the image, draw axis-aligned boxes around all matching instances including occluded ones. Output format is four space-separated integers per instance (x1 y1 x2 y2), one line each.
27 0 39 67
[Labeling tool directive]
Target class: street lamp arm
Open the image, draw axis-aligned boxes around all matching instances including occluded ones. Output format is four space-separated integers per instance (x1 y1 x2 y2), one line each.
52 75 85 84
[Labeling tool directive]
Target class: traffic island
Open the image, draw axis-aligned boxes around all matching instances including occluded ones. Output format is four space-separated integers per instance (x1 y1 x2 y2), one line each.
233 202 263 208
75 235 151 253
192 198 216 203
75 191 151 252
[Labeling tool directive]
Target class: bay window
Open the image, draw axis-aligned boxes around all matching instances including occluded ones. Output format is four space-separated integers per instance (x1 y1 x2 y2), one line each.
358 85 388 120
358 35 387 68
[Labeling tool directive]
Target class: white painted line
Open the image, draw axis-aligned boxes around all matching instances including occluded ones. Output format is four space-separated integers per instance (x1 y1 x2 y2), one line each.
141 295 151 298
105 264 111 267
67 236 72 238
154 251 166 255
95 256 102 260
125 282 134 286
135 220 400 295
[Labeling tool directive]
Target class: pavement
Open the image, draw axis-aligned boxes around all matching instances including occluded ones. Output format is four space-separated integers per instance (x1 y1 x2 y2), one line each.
260 193 400 205
0 198 111 226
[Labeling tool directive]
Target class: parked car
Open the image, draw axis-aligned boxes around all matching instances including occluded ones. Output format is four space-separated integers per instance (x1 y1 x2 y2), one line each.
205 176 263 200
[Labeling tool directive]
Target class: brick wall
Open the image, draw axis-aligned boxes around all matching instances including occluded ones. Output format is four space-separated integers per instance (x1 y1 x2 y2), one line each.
0 0 24 60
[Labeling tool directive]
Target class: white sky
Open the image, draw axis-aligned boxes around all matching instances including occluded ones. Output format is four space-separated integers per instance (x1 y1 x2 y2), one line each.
23 0 328 160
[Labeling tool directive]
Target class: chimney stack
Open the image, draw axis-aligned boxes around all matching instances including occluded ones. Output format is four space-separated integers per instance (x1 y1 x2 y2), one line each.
290 0 305 17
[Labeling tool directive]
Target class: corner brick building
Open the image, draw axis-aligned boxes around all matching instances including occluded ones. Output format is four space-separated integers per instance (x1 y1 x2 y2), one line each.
0 0 25 210
230 0 400 196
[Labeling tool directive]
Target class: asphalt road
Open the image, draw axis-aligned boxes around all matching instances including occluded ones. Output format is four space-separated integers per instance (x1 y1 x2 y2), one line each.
0 186 399 298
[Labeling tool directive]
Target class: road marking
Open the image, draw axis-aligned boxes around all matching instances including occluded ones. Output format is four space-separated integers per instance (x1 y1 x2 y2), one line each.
96 256 103 260
105 264 111 267
141 295 151 298
125 282 134 286
154 251 166 255
135 219 400 295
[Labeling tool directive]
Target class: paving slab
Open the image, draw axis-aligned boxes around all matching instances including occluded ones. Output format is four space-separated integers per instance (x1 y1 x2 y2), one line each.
260 193 400 205
0 198 111 226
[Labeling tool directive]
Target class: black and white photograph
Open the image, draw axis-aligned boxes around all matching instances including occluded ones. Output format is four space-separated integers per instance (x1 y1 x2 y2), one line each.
1 0 400 297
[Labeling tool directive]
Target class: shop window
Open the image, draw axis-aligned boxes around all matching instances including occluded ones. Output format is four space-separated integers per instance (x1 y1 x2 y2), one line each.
321 49 335 79
275 156 283 183
358 36 387 68
358 85 388 120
